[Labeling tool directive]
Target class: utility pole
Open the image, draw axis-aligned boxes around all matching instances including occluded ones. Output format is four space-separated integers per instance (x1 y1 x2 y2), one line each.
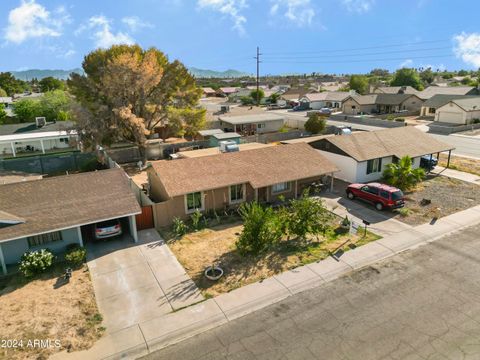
254 46 261 106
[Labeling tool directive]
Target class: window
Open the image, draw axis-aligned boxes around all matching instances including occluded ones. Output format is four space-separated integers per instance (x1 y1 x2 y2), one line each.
380 190 390 200
27 231 62 247
230 184 245 204
351 105 356 109
185 192 203 213
428 107 436 114
363 186 379 195
272 182 290 193
366 158 383 174
257 123 264 129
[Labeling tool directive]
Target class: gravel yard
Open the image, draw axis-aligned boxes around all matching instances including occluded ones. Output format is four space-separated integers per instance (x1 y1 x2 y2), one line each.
438 154 480 176
396 175 480 225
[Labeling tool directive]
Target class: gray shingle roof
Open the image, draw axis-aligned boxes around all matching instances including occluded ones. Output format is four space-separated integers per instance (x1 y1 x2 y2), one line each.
219 113 284 125
418 86 478 99
423 95 480 108
450 97 480 111
0 121 76 136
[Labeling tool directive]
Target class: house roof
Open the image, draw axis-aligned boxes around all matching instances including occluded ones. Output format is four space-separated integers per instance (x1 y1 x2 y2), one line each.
417 86 478 99
303 92 351 102
375 93 418 105
219 113 284 125
178 142 274 158
422 95 480 108
198 129 224 136
212 132 241 139
0 168 141 242
346 94 378 105
0 121 76 136
219 87 238 94
449 97 480 112
202 87 216 94
373 86 419 94
0 97 13 104
149 143 339 197
324 127 454 162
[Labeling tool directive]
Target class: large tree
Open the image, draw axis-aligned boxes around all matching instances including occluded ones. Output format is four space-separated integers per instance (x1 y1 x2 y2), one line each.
39 76 64 92
390 68 424 90
68 45 205 160
349 75 369 94
0 72 28 96
13 90 71 122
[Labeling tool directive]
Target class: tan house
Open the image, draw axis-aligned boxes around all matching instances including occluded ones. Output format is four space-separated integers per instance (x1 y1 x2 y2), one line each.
342 94 423 115
147 143 339 227
434 97 480 124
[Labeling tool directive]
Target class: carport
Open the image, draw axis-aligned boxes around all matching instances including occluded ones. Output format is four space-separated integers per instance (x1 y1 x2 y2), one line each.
80 215 139 244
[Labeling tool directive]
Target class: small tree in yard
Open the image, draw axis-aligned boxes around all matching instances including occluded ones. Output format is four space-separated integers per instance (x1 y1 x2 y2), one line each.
305 113 327 134
236 202 282 255
287 192 331 240
383 156 425 190
250 89 265 105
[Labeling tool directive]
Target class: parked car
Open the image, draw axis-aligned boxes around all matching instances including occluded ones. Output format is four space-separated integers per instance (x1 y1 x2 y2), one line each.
320 107 332 115
94 219 123 240
346 182 405 211
420 155 438 171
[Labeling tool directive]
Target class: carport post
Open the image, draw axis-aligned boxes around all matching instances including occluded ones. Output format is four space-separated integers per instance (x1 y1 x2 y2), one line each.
76 227 84 247
129 216 139 243
330 172 334 192
0 244 7 275
447 150 452 168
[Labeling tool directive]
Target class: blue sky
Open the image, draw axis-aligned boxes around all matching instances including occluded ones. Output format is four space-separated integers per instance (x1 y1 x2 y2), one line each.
1 0 480 75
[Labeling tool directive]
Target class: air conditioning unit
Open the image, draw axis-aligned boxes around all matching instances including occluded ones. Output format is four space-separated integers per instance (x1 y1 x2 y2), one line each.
219 140 239 153
35 117 46 128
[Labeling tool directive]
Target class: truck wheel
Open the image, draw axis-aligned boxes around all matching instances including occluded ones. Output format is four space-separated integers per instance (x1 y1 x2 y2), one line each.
375 202 384 211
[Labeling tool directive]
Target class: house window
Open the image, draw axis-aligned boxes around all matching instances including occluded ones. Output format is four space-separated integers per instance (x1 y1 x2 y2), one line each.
185 192 203 213
272 182 290 193
27 231 62 247
230 184 245 204
428 107 436 114
257 123 264 129
351 105 356 109
366 158 383 174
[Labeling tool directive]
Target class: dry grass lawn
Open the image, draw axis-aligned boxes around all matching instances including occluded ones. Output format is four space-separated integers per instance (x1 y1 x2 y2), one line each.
438 154 480 176
167 222 380 297
0 264 104 360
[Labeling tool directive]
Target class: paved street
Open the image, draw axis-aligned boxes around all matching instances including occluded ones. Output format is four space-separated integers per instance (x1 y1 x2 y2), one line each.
143 224 480 360
430 133 480 159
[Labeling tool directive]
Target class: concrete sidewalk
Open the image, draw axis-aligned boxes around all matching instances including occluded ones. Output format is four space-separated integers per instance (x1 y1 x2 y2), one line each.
52 205 480 360
431 166 480 185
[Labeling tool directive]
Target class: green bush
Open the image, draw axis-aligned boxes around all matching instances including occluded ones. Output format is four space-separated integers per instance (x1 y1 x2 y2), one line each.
19 249 55 277
64 244 87 266
394 117 405 122
386 114 395 121
472 119 480 124
190 209 203 231
172 217 188 237
287 194 331 240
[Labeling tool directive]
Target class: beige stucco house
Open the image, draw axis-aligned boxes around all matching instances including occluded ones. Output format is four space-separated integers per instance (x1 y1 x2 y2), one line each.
434 98 480 124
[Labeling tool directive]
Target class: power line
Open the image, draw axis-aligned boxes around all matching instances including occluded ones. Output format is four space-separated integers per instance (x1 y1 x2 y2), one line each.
262 54 455 64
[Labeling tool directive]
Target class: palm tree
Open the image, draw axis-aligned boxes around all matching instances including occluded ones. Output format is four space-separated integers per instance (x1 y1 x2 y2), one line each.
383 156 425 190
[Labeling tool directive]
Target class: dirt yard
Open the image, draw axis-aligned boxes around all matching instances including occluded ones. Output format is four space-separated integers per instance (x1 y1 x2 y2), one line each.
438 154 480 176
395 175 480 225
0 264 104 360
167 222 380 297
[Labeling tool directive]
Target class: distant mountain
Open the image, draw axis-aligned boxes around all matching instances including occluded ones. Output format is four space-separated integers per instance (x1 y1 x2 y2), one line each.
189 67 250 78
8 67 249 80
11 68 84 81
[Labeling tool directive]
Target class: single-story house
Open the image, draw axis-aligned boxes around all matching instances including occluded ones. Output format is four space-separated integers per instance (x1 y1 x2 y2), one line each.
299 91 352 110
218 113 285 135
420 95 480 117
342 94 423 115
371 86 419 95
417 86 479 100
0 121 79 158
209 132 241 147
280 88 310 102
304 127 454 183
178 142 274 158
434 97 480 124
202 87 216 97
147 143 339 226
217 87 239 97
0 169 141 274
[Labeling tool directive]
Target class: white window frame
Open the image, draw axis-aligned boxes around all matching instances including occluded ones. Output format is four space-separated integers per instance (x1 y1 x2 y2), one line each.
257 123 265 129
229 184 246 205
184 191 204 214
272 182 291 194
27 231 63 248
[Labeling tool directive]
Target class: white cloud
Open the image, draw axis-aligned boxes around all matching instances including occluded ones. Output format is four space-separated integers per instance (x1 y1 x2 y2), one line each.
270 0 315 27
4 0 70 44
77 15 134 48
342 0 375 13
454 32 480 68
197 0 247 36
399 59 413 68
122 16 153 32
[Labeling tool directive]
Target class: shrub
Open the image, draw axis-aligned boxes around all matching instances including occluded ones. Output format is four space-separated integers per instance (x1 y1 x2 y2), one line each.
386 114 395 121
65 245 87 266
172 217 188 237
473 119 480 124
19 249 54 277
236 202 283 255
305 113 327 134
287 194 331 240
383 155 425 190
190 209 203 231
394 117 405 122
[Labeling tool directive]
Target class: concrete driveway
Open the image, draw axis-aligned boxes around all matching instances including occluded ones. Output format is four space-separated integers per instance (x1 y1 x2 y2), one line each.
86 229 203 333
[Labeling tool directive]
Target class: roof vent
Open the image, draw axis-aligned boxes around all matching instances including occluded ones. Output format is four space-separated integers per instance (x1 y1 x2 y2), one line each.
35 117 46 128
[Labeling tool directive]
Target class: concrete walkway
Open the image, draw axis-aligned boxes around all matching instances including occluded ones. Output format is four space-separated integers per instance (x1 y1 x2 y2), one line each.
431 166 480 185
52 205 480 360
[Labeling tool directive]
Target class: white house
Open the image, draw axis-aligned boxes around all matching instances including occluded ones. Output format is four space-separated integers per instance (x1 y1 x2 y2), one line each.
299 91 353 110
303 127 454 183
434 97 480 124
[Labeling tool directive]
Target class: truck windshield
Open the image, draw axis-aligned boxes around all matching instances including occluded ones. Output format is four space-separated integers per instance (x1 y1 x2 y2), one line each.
391 191 404 201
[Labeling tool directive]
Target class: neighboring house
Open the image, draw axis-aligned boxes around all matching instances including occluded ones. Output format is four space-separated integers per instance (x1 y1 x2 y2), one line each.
147 143 339 226
305 127 454 183
228 88 251 103
280 88 310 102
342 94 423 115
420 95 480 117
0 169 141 274
0 121 78 158
217 87 239 97
417 86 479 100
299 91 352 110
434 97 480 124
202 87 216 97
218 113 284 135
371 86 419 95
178 142 274 158
12 92 44 100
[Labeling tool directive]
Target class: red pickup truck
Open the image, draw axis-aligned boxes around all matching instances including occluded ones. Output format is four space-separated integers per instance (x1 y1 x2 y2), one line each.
346 182 405 211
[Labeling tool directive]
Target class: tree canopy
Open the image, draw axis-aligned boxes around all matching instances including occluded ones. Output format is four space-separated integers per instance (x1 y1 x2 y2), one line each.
0 72 29 96
68 45 205 159
13 90 71 122
349 75 369 94
39 77 65 92
0 88 7 97
304 113 327 134
250 89 265 104
390 68 424 90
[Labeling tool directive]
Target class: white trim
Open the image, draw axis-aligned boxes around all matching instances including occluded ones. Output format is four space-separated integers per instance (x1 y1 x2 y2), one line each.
229 184 246 205
77 227 84 247
0 244 6 275
271 181 291 194
0 211 141 244
184 191 205 214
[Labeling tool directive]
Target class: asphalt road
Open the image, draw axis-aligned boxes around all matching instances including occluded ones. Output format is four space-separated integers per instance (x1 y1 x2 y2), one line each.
430 134 480 159
143 224 480 360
